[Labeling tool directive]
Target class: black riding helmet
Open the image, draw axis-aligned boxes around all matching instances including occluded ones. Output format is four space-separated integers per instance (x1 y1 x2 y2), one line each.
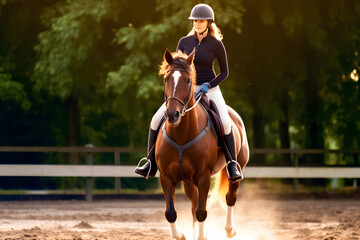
189 4 214 35
188 4 215 22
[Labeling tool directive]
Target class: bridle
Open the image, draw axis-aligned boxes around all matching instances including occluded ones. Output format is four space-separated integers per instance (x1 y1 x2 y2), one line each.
164 68 193 117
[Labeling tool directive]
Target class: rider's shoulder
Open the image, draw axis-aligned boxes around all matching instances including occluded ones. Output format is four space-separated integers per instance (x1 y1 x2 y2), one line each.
179 35 196 42
208 35 222 44
210 36 225 50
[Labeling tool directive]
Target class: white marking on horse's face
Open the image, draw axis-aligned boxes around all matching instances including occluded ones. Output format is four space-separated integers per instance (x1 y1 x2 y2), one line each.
172 71 182 96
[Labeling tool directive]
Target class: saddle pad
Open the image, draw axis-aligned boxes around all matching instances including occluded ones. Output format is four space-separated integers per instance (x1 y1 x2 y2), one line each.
199 96 224 147
209 100 225 145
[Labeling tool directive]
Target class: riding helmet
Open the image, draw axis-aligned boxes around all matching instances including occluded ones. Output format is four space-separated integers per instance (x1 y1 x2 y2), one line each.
188 4 215 22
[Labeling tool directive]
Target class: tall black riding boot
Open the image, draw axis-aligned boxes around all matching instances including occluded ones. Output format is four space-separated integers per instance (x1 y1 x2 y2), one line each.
135 128 158 179
223 129 243 182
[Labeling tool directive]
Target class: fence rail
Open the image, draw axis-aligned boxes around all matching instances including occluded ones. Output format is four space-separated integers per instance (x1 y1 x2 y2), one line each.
1 146 359 154
1 165 360 178
1 146 359 201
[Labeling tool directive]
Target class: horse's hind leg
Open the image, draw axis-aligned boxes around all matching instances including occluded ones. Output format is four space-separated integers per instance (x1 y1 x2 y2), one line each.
225 139 248 237
183 181 198 239
160 174 185 240
225 180 240 238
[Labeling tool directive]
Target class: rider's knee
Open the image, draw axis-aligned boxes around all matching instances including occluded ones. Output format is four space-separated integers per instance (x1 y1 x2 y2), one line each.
223 121 232 135
150 104 165 130
220 111 232 135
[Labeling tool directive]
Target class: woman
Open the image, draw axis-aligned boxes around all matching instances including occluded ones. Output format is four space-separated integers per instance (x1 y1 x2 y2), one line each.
135 3 242 182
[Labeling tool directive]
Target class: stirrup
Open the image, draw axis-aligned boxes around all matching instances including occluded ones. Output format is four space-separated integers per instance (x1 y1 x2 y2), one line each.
136 157 152 180
225 160 244 181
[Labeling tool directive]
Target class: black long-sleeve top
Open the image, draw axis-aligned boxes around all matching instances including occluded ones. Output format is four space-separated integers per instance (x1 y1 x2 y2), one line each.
177 34 229 88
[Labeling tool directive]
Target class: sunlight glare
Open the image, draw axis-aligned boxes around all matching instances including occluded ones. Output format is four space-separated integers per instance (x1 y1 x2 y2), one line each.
182 227 258 240
350 69 359 82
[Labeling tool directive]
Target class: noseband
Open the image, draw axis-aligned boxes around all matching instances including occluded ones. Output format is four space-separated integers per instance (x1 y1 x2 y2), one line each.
164 68 193 117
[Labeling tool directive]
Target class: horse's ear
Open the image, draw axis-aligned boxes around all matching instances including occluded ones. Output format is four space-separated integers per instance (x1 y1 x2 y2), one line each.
186 48 195 65
164 49 173 65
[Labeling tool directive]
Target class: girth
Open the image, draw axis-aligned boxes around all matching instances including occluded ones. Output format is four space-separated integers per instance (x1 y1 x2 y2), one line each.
162 114 211 180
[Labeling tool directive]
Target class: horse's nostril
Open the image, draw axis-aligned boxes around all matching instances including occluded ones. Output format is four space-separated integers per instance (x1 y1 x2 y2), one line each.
174 111 180 119
166 110 180 124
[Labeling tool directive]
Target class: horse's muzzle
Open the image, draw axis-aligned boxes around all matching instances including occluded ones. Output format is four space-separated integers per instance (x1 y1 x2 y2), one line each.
165 109 180 125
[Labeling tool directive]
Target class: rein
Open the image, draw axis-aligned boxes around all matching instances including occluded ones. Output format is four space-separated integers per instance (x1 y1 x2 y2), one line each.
186 93 203 113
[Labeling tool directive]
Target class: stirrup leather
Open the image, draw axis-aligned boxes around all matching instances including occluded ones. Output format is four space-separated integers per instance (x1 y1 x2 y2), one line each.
225 160 244 181
136 157 153 180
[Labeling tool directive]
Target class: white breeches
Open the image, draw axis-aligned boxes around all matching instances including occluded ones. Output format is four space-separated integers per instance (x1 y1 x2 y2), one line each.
150 103 166 130
150 85 232 135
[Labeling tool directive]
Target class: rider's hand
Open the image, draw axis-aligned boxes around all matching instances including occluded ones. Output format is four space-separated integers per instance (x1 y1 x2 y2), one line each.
195 82 211 96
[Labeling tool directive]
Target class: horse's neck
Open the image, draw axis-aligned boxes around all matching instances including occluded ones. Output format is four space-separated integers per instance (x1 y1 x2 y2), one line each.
165 100 204 145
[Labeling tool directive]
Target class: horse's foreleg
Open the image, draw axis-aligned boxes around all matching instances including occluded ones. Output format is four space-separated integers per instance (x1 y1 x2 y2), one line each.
160 174 185 240
183 181 198 239
196 173 210 240
225 181 240 238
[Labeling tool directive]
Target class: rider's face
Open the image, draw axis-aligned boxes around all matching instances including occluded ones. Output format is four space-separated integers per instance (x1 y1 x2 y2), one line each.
193 20 208 33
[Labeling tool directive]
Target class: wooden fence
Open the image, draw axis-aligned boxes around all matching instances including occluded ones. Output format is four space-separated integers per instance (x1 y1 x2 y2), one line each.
0 146 359 201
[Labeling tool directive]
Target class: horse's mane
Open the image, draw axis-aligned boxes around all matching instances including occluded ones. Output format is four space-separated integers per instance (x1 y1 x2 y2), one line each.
159 50 196 83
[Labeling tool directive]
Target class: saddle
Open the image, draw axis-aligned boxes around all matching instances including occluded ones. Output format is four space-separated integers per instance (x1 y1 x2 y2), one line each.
199 95 224 147
198 95 236 165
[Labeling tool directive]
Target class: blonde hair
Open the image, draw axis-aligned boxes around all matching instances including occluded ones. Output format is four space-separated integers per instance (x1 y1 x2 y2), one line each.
187 21 223 41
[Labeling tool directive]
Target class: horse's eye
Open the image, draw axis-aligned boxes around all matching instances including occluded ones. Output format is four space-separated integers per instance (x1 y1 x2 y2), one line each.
187 78 191 84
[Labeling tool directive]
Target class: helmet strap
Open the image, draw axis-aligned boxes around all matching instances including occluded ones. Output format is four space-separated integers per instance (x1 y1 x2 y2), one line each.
199 27 208 35
199 21 212 35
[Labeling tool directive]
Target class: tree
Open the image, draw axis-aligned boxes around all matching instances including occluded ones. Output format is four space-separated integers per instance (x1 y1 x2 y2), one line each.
233 0 360 161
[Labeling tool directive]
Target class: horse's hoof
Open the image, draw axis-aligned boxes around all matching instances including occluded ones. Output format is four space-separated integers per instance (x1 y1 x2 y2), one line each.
226 228 236 238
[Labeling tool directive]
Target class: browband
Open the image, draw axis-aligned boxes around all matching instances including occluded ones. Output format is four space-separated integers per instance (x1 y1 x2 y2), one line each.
167 68 188 72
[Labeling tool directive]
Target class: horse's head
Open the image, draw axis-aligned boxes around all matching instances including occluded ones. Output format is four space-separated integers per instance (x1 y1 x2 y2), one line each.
160 49 195 126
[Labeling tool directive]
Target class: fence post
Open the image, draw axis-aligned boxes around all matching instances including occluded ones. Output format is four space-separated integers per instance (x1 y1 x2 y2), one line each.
85 144 94 202
355 153 359 188
293 154 299 193
114 150 121 194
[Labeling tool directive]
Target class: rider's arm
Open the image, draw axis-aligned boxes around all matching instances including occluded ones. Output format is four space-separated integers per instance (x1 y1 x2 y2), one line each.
208 41 229 88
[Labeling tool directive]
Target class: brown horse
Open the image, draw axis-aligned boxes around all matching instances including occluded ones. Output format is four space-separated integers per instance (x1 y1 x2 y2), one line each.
156 49 249 240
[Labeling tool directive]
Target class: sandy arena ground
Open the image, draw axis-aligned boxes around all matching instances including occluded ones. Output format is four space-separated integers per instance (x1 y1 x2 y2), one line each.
0 192 359 240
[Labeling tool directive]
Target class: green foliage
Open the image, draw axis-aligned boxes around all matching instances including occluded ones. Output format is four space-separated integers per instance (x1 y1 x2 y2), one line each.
0 71 30 110
33 0 114 99
1 0 360 190
232 0 360 152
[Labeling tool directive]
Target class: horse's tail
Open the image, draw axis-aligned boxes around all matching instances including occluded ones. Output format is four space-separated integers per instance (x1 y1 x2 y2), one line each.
208 167 228 209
